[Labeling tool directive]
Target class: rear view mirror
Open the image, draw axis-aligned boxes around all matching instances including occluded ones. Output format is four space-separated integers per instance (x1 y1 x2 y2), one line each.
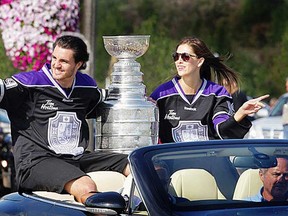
233 155 277 169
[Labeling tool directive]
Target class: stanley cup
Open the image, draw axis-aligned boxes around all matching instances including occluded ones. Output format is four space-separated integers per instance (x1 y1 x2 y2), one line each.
95 35 159 153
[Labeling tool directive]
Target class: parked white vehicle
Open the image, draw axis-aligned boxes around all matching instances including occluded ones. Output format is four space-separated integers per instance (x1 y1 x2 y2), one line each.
0 109 10 134
247 93 288 139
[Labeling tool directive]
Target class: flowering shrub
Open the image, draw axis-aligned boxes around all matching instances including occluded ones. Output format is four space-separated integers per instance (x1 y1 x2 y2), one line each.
0 0 79 71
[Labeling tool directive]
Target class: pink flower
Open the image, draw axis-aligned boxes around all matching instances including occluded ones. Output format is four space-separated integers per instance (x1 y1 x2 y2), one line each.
0 0 80 71
0 0 14 5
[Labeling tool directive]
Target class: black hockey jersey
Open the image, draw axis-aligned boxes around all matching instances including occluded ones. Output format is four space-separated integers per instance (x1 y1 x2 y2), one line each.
0 64 105 174
150 77 251 143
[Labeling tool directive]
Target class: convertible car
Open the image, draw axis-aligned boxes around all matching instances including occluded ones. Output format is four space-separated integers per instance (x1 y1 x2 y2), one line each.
0 139 288 215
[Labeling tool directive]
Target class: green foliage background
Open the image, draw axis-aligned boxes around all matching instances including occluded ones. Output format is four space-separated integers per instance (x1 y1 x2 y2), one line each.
0 37 17 78
93 0 288 99
2 0 288 100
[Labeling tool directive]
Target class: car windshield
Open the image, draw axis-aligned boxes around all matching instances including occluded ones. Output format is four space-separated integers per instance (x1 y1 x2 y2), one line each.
269 94 288 117
133 140 288 212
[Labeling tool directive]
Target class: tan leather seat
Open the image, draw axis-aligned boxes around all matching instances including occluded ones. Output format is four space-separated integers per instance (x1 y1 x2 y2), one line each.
233 169 262 200
169 169 225 200
32 191 76 203
33 171 126 203
87 170 126 192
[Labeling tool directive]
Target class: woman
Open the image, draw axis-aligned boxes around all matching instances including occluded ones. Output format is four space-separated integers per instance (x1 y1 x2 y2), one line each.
150 36 268 143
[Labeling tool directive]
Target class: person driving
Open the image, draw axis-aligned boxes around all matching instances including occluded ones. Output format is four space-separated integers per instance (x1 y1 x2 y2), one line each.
246 157 288 202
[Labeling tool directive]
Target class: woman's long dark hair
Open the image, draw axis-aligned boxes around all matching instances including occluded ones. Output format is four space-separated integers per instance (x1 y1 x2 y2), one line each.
176 37 239 90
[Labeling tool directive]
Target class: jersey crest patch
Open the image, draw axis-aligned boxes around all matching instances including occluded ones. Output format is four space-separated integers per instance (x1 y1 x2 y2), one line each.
172 120 209 142
4 78 18 89
48 111 83 156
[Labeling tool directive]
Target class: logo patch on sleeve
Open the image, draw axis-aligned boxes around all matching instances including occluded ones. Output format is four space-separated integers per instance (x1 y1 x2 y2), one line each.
4 78 18 89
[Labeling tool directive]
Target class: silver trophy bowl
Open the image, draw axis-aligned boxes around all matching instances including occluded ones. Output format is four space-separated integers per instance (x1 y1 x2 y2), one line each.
103 35 150 59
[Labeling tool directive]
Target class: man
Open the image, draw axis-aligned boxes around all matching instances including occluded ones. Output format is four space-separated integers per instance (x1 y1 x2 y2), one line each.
247 157 288 202
0 35 130 206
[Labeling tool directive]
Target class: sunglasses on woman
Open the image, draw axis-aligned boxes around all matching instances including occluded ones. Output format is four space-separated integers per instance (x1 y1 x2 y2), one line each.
172 52 198 62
